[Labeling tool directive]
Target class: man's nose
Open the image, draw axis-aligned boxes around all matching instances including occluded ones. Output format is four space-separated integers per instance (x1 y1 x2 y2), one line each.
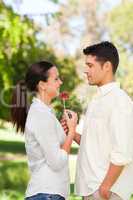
84 67 90 74
84 70 89 75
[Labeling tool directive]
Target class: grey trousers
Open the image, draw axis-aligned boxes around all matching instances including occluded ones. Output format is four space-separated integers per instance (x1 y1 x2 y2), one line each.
83 190 122 200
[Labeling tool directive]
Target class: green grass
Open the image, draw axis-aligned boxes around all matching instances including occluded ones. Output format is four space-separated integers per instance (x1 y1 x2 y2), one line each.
0 127 81 200
1 127 133 200
0 161 29 190
0 140 25 154
0 160 28 200
0 190 24 200
0 159 81 200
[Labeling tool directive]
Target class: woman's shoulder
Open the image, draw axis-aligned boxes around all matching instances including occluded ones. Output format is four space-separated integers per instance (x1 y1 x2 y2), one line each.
27 102 57 126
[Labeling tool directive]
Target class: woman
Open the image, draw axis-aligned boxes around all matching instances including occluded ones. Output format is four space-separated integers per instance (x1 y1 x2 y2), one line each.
11 61 77 200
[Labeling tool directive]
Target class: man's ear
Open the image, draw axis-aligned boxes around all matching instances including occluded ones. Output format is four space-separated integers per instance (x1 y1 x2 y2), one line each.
38 80 47 90
104 61 112 72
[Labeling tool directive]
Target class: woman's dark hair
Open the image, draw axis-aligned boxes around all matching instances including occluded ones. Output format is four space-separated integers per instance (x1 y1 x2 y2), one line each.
11 61 54 133
83 41 119 74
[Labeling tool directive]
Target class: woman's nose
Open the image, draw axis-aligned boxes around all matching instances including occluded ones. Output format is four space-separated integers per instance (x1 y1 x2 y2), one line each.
59 79 63 85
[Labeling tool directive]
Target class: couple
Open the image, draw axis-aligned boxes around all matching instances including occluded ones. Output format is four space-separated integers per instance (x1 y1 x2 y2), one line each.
11 41 133 200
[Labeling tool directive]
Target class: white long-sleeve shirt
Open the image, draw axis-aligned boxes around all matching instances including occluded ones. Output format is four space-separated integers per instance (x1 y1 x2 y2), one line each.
75 82 133 200
25 98 69 199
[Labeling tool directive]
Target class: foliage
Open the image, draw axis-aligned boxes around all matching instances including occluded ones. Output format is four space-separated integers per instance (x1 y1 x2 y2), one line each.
53 93 83 121
108 1 133 52
0 161 29 191
107 1 133 97
42 0 104 55
0 1 82 121
0 190 24 200
49 0 59 3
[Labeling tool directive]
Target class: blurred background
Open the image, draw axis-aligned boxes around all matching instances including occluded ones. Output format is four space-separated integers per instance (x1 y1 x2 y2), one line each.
0 0 133 199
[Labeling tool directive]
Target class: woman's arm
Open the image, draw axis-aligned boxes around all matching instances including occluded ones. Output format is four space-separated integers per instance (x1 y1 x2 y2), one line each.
61 110 78 153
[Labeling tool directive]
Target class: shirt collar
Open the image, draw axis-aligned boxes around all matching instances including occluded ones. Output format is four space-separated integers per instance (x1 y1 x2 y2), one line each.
32 97 53 113
97 82 120 97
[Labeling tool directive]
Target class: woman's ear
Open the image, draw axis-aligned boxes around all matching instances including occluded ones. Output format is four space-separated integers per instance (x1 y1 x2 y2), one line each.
38 81 47 91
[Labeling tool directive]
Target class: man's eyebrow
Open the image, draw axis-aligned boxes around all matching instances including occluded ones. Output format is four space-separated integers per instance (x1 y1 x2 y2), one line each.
86 62 93 65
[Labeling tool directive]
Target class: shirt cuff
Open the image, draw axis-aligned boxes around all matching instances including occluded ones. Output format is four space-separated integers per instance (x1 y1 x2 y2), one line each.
110 152 133 165
61 149 69 160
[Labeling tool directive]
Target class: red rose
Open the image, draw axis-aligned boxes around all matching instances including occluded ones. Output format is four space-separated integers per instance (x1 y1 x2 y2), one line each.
59 91 69 101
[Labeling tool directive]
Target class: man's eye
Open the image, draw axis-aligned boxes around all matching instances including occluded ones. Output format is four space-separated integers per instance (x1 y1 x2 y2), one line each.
88 65 93 68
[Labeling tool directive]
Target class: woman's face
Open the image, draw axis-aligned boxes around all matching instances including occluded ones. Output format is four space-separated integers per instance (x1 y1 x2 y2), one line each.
45 66 62 99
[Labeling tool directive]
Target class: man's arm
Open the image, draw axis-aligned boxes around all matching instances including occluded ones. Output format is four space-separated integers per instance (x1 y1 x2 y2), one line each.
99 102 133 199
99 163 124 199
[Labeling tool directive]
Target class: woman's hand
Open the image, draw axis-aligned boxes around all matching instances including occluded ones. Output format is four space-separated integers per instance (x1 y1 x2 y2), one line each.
64 109 78 137
60 117 69 135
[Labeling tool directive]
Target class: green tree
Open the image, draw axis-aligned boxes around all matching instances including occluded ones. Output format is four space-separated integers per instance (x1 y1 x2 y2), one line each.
0 1 82 121
107 1 133 97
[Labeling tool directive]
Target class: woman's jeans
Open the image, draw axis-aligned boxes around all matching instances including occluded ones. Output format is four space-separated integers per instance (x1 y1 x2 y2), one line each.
25 193 65 200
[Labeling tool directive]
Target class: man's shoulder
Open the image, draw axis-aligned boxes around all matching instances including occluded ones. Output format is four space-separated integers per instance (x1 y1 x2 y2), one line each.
114 87 132 100
111 87 133 109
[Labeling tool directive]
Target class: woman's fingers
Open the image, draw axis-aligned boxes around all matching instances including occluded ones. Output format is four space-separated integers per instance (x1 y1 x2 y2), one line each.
64 110 78 133
60 118 69 134
64 109 77 119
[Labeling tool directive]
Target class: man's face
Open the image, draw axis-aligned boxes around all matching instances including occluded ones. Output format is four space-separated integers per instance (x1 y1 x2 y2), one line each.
84 55 107 86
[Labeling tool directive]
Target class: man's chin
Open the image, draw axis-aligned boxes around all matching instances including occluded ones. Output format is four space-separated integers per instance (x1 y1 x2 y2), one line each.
88 81 95 86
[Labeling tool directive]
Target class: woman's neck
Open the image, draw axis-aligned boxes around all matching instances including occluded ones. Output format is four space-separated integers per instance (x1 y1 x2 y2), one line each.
36 93 51 106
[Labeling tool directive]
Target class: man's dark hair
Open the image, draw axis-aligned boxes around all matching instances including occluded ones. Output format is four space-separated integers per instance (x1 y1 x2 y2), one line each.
83 41 119 74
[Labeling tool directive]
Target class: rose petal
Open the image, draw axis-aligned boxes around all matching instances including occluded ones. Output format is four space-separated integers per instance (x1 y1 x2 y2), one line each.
59 91 69 100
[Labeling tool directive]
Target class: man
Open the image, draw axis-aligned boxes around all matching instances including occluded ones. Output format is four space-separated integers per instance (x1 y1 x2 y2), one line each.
62 41 133 200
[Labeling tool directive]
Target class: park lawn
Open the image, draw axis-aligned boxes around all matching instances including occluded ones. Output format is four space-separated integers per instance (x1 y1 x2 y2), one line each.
0 160 81 200
0 127 133 200
0 127 81 200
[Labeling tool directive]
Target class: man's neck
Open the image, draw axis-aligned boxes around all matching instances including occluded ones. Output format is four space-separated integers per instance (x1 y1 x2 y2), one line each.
97 78 115 87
